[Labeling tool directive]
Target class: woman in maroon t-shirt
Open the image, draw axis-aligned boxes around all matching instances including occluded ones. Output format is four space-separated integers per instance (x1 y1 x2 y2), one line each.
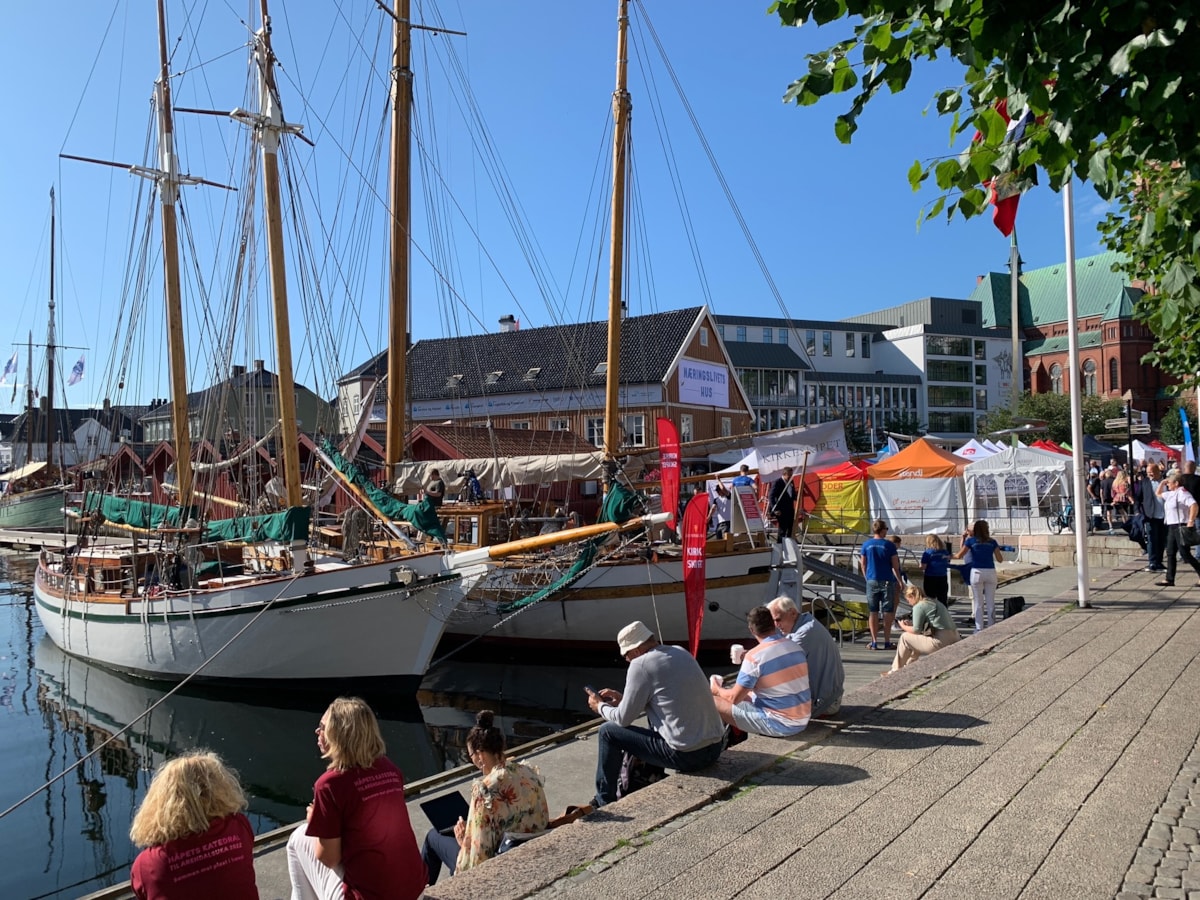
287 696 427 900
129 751 258 900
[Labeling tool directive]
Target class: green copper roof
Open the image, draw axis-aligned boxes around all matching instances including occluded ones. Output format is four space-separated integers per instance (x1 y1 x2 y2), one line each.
969 250 1143 329
1023 331 1103 357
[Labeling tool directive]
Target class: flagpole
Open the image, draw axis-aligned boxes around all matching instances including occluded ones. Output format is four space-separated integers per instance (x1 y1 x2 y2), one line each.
1009 230 1021 440
1063 178 1091 609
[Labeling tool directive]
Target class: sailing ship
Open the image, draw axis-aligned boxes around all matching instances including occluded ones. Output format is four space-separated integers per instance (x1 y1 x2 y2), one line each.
29 0 493 683
0 192 69 531
32 0 665 682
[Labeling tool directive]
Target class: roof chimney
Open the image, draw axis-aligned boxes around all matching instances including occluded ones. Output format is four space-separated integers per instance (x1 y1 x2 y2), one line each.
498 314 517 333
976 274 985 285
254 359 264 371
232 364 246 377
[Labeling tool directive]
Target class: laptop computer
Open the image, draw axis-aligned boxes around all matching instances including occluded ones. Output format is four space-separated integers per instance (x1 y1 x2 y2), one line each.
419 791 470 835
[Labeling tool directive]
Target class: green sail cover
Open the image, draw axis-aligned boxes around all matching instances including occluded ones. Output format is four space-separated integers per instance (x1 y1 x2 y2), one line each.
320 440 446 542
83 492 311 542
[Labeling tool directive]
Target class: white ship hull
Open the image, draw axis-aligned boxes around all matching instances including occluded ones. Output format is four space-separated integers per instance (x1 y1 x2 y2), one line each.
34 550 484 682
448 543 783 649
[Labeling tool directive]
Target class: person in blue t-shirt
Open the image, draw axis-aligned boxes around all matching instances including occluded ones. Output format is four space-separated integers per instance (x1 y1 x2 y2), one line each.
954 519 1004 632
731 465 755 488
859 519 903 650
920 534 952 605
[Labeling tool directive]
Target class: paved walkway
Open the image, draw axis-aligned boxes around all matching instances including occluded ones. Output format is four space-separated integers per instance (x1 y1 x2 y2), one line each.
427 562 1200 900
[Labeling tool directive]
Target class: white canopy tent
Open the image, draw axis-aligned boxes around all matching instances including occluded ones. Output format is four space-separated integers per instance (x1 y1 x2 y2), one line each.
1130 439 1168 465
963 446 1072 534
955 438 997 461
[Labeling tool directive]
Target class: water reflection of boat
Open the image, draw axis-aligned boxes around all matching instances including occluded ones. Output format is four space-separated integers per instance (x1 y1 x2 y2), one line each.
32 637 440 822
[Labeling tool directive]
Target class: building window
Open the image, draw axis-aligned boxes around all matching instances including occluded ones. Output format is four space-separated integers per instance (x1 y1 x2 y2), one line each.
523 367 541 382
976 388 988 410
778 330 787 345
762 327 773 343
805 330 816 355
717 325 725 340
736 326 747 342
846 333 855 357
928 411 975 432
975 365 987 385
861 334 871 359
623 414 646 447
1082 359 1097 395
511 420 531 429
928 360 972 382
926 336 972 356
720 416 732 437
585 417 605 447
700 327 709 347
1050 363 1063 394
1109 358 1119 392
927 385 974 408
680 414 694 443
548 418 570 431
975 341 986 361
592 362 608 377
822 332 832 357
485 371 504 385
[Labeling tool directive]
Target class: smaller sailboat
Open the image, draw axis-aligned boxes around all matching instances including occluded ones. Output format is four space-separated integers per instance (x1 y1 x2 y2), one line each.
0 191 69 532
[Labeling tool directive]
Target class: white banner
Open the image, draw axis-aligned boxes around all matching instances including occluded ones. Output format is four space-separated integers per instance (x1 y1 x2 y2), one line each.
868 476 965 535
753 420 850 481
677 359 729 408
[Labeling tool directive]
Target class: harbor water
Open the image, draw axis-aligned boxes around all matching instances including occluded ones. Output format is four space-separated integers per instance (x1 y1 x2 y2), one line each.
0 550 637 899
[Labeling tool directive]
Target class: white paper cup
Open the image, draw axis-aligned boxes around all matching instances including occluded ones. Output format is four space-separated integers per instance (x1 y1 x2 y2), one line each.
710 674 723 690
730 643 746 664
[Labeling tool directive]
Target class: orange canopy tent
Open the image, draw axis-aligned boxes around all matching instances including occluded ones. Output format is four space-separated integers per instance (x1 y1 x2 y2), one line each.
866 438 967 534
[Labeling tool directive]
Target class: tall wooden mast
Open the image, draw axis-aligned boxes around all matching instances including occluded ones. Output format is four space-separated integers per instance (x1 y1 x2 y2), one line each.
254 0 303 508
603 0 632 466
45 188 57 466
155 0 195 508
385 0 413 474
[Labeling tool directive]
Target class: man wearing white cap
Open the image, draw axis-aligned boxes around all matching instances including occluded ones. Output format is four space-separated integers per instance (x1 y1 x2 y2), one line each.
585 621 725 807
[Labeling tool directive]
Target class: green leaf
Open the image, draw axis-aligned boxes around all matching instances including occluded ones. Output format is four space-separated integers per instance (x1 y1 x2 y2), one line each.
935 88 962 114
883 58 913 93
1160 297 1180 333
907 158 926 189
834 114 857 143
935 157 964 189
927 195 947 219
832 56 859 93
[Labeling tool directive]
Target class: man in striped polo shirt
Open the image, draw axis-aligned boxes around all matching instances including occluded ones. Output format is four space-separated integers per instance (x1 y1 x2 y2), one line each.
711 606 811 737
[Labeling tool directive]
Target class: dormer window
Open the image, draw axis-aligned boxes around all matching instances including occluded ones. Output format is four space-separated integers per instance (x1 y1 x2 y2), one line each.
523 367 542 382
484 371 504 385
592 361 608 377
444 374 464 390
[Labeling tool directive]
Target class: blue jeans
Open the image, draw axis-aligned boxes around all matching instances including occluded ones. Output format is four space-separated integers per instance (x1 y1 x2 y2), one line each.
594 722 723 807
866 579 895 614
421 828 459 884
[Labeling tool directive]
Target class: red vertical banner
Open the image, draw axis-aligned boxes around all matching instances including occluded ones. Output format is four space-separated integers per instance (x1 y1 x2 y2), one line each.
657 417 681 529
682 492 709 658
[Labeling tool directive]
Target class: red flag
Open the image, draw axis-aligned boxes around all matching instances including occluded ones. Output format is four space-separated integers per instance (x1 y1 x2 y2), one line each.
682 491 709 658
974 98 1036 237
657 417 681 529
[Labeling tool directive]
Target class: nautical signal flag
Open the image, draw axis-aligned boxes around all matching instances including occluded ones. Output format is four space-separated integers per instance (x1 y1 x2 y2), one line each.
67 354 85 386
0 352 15 386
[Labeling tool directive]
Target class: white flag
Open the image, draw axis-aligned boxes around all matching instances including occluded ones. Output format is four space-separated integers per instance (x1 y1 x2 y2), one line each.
0 352 15 386
67 354 85 386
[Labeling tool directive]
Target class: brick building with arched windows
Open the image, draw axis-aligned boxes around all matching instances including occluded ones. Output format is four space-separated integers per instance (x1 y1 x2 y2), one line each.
969 250 1175 422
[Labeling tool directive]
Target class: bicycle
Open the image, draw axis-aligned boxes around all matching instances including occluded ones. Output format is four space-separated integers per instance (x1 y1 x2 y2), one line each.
1046 501 1091 534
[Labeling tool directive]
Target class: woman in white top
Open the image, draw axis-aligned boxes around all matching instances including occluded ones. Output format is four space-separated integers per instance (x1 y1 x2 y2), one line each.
1155 473 1200 587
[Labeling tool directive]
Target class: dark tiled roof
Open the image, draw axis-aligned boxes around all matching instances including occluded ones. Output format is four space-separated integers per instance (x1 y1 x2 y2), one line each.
391 307 703 401
724 342 811 371
139 367 317 421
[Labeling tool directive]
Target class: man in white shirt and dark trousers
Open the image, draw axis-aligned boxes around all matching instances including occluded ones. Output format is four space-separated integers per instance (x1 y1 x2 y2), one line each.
1155 472 1200 587
586 622 725 807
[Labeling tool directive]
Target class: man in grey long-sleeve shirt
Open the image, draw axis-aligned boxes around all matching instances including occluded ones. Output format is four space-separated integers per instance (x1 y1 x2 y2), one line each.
586 621 725 807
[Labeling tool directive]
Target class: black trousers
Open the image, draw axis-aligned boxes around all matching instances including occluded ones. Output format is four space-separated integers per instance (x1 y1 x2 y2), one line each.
1164 524 1200 585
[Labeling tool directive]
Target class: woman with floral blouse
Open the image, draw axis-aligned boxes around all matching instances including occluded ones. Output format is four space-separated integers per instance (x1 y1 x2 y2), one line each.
421 709 549 883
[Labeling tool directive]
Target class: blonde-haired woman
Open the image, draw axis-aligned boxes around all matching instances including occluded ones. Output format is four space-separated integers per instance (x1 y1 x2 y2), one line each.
287 697 426 900
891 584 960 672
129 751 258 900
954 519 1003 632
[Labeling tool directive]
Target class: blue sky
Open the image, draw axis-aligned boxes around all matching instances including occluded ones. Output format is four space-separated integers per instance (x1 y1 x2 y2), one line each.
0 0 1114 415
